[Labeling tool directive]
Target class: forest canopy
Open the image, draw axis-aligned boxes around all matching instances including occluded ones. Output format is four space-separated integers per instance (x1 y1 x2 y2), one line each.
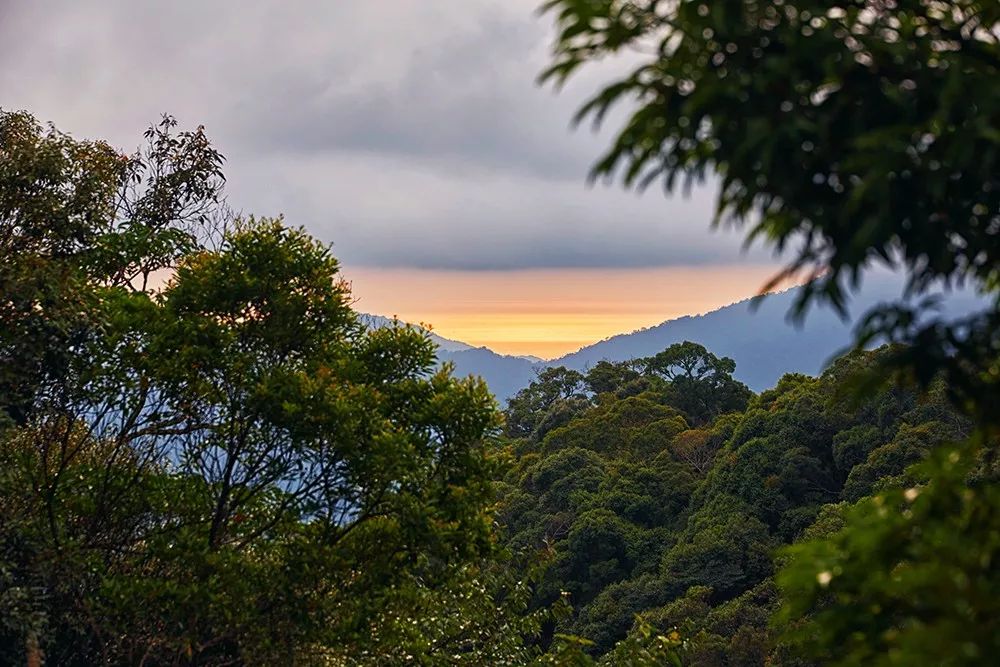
2 0 999 660
496 346 988 663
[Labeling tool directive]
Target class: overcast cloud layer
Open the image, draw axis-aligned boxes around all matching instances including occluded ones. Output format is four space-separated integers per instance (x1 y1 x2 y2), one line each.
0 1 767 270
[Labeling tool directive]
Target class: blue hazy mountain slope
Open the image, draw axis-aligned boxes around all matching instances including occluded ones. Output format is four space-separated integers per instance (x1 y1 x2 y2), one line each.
433 277 984 403
436 347 539 405
551 279 984 391
360 313 475 353
360 314 539 401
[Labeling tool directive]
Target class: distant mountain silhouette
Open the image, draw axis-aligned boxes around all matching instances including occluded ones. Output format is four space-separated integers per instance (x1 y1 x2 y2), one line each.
360 314 539 400
551 278 984 391
366 276 986 404
361 314 475 353
437 347 539 403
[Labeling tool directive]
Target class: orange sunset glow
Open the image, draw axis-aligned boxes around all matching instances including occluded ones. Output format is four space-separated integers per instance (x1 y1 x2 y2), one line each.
345 264 798 359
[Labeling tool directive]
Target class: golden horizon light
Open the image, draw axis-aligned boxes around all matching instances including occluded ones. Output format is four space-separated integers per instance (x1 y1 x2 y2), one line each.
344 264 799 359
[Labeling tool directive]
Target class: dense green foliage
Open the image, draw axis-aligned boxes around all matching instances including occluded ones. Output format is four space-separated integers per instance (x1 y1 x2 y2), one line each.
0 110 697 666
3 109 988 665
497 346 974 662
505 343 750 441
541 0 1000 421
5 0 1000 656
540 2 1000 663
0 111 519 665
778 441 1000 665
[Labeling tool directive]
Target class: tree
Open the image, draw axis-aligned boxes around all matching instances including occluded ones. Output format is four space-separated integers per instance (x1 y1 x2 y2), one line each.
542 393 687 456
506 367 587 438
541 0 1000 423
778 442 1000 666
669 429 716 476
0 110 225 428
643 342 752 424
0 113 502 664
661 510 777 602
551 509 638 607
585 360 643 395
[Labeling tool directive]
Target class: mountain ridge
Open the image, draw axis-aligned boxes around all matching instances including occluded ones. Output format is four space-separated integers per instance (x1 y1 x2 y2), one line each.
367 276 986 403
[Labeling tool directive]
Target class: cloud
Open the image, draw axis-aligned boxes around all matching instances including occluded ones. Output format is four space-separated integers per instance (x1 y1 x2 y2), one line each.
0 0 765 270
229 5 599 180
244 151 749 269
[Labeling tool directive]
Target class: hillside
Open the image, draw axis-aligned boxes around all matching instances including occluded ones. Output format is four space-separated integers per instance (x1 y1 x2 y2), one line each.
427 276 985 402
551 278 984 390
361 314 540 401
496 344 976 661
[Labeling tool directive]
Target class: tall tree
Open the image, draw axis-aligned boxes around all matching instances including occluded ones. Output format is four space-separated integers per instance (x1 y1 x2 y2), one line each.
0 111 225 427
0 112 502 665
644 341 752 424
505 367 587 438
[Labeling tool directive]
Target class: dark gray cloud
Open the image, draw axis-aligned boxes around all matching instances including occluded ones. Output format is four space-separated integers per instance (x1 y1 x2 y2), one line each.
0 1 767 270
232 9 599 180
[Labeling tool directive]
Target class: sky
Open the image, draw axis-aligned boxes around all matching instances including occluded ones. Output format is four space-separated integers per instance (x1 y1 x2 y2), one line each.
0 1 782 357
349 265 798 358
